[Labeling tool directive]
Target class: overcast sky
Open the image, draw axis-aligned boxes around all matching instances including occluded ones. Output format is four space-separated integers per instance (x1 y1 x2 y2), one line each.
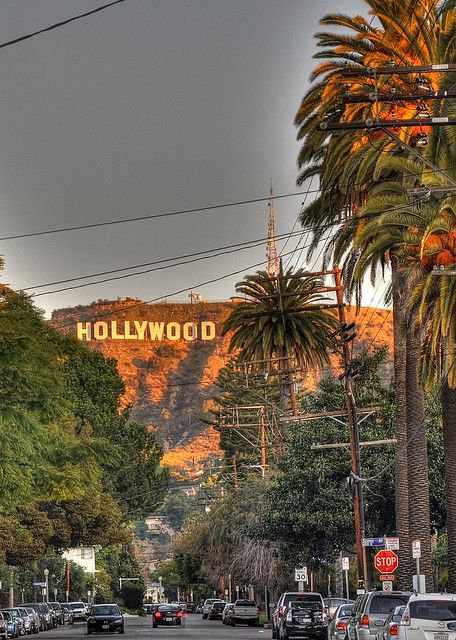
0 0 384 318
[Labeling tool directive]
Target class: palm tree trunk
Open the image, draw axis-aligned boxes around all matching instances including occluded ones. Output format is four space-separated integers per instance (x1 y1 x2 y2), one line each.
406 330 432 589
392 263 412 589
442 380 456 592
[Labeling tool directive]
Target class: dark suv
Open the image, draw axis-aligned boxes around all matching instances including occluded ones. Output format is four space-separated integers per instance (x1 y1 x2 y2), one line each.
347 591 411 640
272 593 325 639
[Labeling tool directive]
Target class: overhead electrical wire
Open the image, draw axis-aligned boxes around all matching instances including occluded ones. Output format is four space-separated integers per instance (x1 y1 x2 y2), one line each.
0 0 127 51
24 229 309 295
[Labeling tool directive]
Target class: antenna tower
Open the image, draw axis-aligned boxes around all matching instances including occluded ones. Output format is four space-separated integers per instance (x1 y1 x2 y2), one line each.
267 181 280 277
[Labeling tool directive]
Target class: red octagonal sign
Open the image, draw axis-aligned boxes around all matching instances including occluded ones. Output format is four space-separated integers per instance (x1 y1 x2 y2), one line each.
374 549 399 574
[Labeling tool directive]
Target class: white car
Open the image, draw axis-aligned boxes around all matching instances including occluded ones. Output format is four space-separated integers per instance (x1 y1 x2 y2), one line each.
201 599 224 620
398 593 456 640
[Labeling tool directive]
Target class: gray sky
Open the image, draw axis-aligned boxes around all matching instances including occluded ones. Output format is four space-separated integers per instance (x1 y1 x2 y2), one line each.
0 0 381 318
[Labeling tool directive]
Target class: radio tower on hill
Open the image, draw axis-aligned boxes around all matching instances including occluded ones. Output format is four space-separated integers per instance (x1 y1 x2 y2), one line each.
267 180 280 277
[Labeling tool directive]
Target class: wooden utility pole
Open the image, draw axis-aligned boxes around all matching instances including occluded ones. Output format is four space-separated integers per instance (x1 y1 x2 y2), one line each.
334 267 368 589
233 454 239 489
260 407 267 474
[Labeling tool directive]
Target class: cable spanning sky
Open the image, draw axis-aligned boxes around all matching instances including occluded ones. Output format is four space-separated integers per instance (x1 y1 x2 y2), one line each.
0 0 383 317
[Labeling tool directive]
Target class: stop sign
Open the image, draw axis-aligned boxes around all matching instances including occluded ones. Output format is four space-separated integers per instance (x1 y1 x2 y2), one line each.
374 550 399 574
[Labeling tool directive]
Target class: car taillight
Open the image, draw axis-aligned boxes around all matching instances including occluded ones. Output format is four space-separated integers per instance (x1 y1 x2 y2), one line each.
154 612 162 619
177 612 182 618
336 621 347 631
360 614 369 628
390 624 398 636
279 606 286 617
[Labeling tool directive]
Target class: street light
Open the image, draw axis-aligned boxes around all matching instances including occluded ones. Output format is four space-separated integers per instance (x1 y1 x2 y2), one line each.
43 569 49 603
158 576 163 603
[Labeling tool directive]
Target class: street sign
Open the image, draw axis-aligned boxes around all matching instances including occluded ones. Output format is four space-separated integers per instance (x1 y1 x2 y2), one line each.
380 574 396 581
295 567 308 582
374 550 399 574
32 582 46 587
412 540 421 559
385 537 400 550
382 581 393 592
342 557 350 571
363 537 384 547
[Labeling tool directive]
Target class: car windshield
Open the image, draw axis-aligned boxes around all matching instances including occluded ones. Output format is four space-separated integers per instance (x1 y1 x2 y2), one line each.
339 605 354 617
2 613 11 621
158 605 179 612
69 603 84 610
410 600 456 621
92 606 120 616
370 596 409 614
236 600 256 607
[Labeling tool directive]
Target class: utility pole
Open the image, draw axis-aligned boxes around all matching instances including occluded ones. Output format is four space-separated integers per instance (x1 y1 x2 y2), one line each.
233 454 239 489
260 407 267 475
335 267 367 590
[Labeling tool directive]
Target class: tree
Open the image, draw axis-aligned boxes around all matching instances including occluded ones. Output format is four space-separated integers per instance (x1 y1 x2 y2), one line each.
223 268 338 413
293 0 448 587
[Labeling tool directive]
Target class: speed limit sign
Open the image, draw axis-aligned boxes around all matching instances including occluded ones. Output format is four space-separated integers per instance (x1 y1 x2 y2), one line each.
295 567 308 582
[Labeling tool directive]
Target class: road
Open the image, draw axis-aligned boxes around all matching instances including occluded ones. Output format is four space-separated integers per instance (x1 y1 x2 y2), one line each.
37 615 270 640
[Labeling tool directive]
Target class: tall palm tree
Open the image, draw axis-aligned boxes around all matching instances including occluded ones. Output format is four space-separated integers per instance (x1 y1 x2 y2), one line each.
293 0 449 587
223 268 339 412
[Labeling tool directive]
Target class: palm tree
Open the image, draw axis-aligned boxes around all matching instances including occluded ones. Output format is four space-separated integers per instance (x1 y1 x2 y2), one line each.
223 268 339 413
293 0 449 588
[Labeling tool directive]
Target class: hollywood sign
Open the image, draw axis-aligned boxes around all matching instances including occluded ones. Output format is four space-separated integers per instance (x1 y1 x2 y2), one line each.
76 320 217 342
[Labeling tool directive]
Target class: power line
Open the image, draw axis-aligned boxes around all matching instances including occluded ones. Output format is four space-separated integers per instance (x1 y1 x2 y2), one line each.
0 190 317 242
25 229 308 296
0 1 127 51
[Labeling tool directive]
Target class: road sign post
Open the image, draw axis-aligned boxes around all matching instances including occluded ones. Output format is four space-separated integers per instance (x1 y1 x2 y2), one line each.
342 558 350 600
295 567 308 583
412 540 422 593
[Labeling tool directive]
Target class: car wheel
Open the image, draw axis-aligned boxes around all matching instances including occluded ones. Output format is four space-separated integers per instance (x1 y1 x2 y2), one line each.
202 614 207 620
152 623 158 629
119 627 125 634
272 625 278 639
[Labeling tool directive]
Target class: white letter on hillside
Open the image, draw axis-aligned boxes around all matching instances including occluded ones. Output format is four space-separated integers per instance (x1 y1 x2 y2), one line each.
134 320 148 340
166 322 181 341
93 322 108 340
124 320 137 340
149 322 165 341
183 322 197 341
201 321 216 340
77 322 91 341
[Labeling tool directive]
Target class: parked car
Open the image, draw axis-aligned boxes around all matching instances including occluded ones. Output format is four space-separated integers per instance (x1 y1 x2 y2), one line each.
16 610 32 636
60 604 74 626
208 601 227 620
347 591 411 640
152 604 183 628
68 602 88 622
22 604 48 632
273 593 326 639
278 597 328 640
2 611 19 639
24 609 39 634
228 600 259 626
222 604 234 624
202 599 225 620
48 603 64 625
398 594 456 640
325 598 355 618
4 611 25 637
328 604 354 640
40 604 55 629
379 606 405 640
87 604 124 635
0 613 6 640
186 603 195 614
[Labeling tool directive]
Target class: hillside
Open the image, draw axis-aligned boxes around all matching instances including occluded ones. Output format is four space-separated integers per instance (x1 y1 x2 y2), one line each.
51 299 393 478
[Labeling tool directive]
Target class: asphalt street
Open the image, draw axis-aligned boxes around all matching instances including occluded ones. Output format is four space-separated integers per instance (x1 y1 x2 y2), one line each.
37 615 270 640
